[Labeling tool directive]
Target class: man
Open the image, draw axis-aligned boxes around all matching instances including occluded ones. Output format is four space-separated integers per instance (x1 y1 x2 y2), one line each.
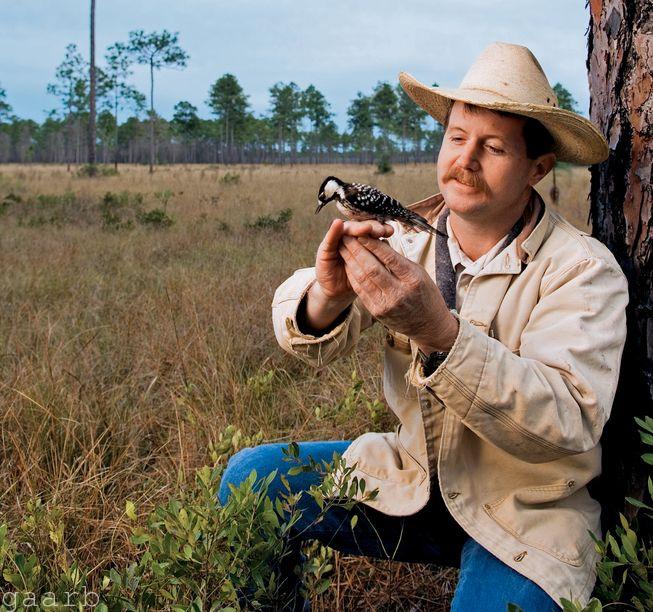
219 42 628 610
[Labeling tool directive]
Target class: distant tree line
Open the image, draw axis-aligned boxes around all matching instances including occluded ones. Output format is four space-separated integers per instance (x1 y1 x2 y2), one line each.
0 31 578 166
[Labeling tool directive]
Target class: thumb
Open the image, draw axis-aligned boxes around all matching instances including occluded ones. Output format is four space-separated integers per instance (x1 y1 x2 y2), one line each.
320 218 345 254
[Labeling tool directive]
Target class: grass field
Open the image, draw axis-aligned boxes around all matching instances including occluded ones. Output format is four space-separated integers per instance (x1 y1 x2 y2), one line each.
0 163 590 609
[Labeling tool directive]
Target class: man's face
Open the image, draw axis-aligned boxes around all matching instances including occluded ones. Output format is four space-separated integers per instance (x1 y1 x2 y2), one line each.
436 101 549 221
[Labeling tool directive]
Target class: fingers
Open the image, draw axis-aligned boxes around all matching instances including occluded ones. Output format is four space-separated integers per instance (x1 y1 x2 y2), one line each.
357 235 413 279
319 218 345 254
342 219 394 239
339 235 392 290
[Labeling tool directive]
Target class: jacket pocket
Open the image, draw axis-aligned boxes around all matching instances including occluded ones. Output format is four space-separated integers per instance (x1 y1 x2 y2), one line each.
347 431 426 486
482 482 598 567
395 423 428 483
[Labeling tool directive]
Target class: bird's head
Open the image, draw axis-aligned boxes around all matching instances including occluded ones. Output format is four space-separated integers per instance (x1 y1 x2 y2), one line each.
316 176 346 214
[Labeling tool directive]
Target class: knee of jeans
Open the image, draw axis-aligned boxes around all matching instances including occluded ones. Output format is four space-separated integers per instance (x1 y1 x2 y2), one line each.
218 446 257 506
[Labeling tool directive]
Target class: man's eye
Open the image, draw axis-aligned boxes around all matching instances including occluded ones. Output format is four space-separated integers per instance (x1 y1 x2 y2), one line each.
487 145 504 154
450 136 464 143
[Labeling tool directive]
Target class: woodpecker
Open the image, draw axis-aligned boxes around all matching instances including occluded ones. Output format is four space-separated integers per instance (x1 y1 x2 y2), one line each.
316 176 436 235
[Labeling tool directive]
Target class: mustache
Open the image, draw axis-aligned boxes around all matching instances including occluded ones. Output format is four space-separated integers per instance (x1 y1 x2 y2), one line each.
443 166 489 194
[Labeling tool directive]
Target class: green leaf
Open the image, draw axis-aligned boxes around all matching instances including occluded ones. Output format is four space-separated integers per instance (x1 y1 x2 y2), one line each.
125 500 137 521
635 415 653 434
109 568 122 587
641 453 653 465
626 497 653 511
585 598 603 612
607 534 621 558
131 532 150 545
620 533 638 561
350 515 358 530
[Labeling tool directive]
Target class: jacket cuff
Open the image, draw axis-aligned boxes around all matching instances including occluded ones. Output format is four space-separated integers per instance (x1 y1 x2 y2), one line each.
407 316 490 420
272 267 361 368
285 281 355 346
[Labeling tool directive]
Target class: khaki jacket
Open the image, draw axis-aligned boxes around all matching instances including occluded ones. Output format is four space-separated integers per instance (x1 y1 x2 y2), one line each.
271 197 628 606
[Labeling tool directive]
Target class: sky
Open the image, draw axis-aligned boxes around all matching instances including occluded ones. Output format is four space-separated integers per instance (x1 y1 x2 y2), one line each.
0 0 591 128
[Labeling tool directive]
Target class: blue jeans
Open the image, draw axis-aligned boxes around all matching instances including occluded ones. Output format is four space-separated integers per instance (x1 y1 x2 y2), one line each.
218 441 560 611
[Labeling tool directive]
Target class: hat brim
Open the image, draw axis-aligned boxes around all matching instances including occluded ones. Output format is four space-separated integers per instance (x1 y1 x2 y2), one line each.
399 72 608 165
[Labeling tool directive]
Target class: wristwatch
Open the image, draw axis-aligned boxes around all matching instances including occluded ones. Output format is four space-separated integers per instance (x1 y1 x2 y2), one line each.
417 347 449 377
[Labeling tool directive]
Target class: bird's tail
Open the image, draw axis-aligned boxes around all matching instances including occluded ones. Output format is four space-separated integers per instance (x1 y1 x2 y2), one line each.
400 209 437 235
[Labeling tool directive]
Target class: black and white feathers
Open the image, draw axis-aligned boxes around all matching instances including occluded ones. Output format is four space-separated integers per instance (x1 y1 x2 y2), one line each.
316 176 436 235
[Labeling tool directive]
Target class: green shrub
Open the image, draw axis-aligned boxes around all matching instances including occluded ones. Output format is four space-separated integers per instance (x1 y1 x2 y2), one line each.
153 189 174 209
375 154 393 175
137 208 174 228
0 425 377 610
1 191 22 211
77 164 119 177
220 172 241 185
15 191 81 227
0 499 94 608
588 416 653 611
99 191 143 230
245 208 293 231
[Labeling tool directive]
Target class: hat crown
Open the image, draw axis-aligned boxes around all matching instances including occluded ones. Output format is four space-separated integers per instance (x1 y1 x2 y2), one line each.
459 42 559 108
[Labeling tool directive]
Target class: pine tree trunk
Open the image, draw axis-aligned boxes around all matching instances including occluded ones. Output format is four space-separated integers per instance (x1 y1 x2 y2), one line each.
149 61 155 173
88 0 96 169
587 0 653 533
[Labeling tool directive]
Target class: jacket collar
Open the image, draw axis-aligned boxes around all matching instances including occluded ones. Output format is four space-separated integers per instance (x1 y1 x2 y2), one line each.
406 188 551 276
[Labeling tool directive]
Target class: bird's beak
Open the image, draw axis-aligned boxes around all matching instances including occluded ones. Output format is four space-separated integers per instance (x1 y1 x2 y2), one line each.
315 200 326 214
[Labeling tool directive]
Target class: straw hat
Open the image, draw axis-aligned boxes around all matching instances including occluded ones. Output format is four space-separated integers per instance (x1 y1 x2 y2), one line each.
399 42 608 165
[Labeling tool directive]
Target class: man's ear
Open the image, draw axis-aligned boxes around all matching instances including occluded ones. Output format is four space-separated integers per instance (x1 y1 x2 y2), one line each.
529 153 556 186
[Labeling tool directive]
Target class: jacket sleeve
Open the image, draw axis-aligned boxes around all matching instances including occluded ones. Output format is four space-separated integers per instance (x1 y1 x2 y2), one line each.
407 255 629 463
271 267 375 368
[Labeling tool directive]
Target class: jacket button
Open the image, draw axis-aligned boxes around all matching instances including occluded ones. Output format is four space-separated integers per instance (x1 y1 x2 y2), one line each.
513 551 528 562
447 492 460 499
385 333 395 347
567 479 575 488
483 503 491 510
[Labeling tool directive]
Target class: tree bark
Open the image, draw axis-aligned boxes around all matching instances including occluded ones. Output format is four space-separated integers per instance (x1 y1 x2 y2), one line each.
588 0 653 532
88 0 96 169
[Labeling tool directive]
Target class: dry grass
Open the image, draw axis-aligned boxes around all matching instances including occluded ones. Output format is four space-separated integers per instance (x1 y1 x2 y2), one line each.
0 163 590 607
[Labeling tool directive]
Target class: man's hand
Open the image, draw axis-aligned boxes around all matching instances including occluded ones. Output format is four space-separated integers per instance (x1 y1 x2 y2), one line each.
339 234 459 353
300 219 394 333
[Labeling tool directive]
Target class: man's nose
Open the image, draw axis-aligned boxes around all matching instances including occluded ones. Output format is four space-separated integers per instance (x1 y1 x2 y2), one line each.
455 141 481 172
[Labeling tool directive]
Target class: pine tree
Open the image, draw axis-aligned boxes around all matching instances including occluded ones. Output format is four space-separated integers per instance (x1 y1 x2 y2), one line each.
347 92 374 163
0 84 12 123
206 74 250 161
301 84 333 161
268 82 304 164
104 42 146 170
127 30 189 172
371 81 398 160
